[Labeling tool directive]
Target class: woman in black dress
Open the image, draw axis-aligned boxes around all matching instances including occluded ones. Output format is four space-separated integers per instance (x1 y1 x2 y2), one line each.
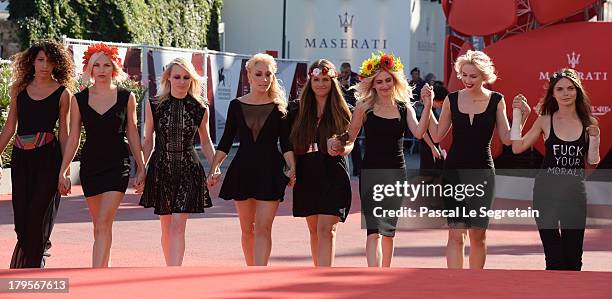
139 57 215 266
427 50 522 269
333 52 432 267
208 53 295 266
0 40 74 268
289 59 352 267
512 69 600 270
58 43 146 268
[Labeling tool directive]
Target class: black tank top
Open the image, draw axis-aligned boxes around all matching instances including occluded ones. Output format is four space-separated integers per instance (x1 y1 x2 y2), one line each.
362 103 408 169
539 114 588 178
75 87 130 150
444 91 501 169
16 86 65 135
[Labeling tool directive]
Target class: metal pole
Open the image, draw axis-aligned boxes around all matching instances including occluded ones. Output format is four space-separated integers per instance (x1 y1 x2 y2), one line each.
282 0 287 58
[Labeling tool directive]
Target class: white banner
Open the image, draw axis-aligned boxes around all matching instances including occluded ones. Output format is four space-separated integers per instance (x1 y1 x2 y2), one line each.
70 44 128 77
207 51 308 143
276 61 298 96
207 52 248 142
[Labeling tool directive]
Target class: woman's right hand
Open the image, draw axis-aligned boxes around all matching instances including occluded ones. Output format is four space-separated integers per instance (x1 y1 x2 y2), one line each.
58 174 71 196
207 168 222 187
513 94 531 116
431 146 441 160
420 83 434 107
284 167 296 188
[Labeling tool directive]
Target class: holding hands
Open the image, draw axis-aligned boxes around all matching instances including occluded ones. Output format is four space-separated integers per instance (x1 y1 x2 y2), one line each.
133 168 146 194
58 173 71 196
510 94 530 140
327 131 349 156
512 94 531 118
207 167 222 188
420 83 434 107
284 166 296 187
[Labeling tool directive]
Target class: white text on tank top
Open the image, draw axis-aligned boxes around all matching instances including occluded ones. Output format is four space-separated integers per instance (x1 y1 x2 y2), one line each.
547 143 584 177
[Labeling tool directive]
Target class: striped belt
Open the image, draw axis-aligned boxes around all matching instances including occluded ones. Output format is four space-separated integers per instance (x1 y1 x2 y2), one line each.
14 132 55 150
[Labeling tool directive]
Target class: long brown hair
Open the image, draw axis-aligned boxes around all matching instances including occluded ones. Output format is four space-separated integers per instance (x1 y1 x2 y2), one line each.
291 59 351 155
540 68 594 127
10 40 75 96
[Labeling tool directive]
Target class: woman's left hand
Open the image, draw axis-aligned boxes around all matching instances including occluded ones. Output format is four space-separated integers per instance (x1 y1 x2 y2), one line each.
134 168 146 194
587 125 600 137
284 167 296 187
421 83 434 107
513 94 531 117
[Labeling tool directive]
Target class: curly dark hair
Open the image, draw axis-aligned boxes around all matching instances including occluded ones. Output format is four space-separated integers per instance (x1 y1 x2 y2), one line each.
9 40 75 96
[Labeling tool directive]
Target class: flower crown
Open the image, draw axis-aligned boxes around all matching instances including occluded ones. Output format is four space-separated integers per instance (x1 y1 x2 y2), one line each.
359 52 404 78
550 70 578 82
82 43 123 73
309 66 337 78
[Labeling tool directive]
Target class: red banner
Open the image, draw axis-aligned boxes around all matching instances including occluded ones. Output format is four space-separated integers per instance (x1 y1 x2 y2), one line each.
485 22 612 163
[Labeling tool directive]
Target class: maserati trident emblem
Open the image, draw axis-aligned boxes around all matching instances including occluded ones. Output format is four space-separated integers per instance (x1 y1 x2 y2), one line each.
567 52 581 69
339 12 354 33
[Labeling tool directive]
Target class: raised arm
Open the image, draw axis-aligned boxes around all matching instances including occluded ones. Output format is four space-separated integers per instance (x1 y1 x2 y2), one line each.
405 104 431 139
496 96 513 145
512 115 543 154
499 94 531 146
428 96 452 143
406 83 433 139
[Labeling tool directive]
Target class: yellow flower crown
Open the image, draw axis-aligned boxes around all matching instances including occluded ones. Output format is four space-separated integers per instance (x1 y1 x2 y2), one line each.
359 52 404 78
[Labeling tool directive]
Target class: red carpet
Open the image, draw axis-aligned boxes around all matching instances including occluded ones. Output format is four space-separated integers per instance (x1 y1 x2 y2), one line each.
2 177 612 298
1 266 611 298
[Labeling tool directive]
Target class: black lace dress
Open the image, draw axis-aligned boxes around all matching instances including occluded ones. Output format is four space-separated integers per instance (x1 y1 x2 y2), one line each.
139 95 212 215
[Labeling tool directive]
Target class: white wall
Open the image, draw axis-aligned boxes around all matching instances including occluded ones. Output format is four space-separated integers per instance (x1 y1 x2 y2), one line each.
222 0 446 77
285 0 412 70
221 0 284 55
408 0 447 81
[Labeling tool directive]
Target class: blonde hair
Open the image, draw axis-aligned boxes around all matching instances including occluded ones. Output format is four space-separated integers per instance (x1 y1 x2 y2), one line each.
454 50 497 84
82 52 128 84
245 53 287 115
354 69 414 111
157 57 205 104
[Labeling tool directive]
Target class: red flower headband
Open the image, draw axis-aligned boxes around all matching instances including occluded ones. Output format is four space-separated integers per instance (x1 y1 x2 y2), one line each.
309 66 337 78
82 43 123 73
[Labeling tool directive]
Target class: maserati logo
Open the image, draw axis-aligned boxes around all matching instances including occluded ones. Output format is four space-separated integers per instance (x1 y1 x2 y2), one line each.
539 52 607 81
339 12 353 33
305 11 387 49
567 52 581 68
